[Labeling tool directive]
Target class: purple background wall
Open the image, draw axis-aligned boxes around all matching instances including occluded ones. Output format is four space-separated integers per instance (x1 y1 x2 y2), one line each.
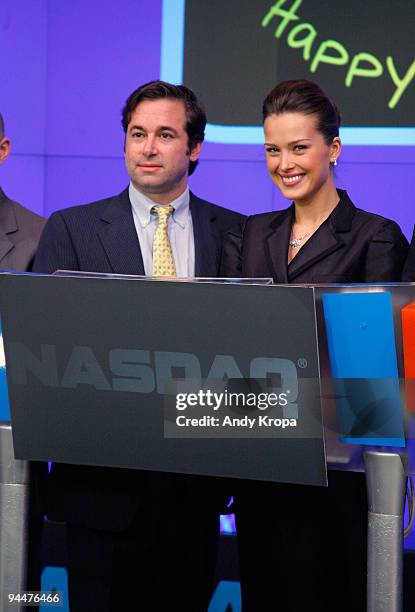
0 0 414 239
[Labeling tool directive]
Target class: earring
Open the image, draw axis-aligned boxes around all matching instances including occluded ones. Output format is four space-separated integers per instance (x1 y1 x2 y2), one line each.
331 159 337 166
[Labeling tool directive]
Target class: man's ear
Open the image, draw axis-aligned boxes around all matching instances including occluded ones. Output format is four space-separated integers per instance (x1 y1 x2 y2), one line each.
189 141 202 162
0 137 11 165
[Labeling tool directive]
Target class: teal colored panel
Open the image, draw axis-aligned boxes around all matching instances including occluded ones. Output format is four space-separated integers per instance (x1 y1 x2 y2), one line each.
0 320 10 422
323 292 405 446
40 566 69 612
208 580 241 612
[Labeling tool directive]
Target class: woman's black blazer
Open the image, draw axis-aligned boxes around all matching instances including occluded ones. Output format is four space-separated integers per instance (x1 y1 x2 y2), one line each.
221 190 408 283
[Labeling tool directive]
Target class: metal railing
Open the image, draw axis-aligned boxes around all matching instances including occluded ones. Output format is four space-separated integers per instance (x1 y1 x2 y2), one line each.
0 424 30 612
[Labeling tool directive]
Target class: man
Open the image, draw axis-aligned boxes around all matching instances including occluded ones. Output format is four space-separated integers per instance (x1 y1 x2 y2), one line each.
33 81 244 611
0 112 46 598
0 112 45 270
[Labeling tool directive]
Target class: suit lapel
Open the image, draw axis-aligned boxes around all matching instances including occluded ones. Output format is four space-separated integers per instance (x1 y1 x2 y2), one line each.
287 190 355 281
287 222 343 280
97 190 221 277
0 188 17 263
265 207 293 283
96 189 145 275
190 193 220 277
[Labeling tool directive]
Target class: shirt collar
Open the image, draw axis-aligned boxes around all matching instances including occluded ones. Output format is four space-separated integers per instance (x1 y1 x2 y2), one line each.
129 183 190 229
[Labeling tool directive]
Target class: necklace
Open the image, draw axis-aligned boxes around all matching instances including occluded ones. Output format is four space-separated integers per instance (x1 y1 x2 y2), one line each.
289 201 337 250
289 231 312 249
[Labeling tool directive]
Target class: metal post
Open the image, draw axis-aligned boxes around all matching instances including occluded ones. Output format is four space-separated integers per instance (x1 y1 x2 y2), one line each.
364 451 407 612
0 424 30 612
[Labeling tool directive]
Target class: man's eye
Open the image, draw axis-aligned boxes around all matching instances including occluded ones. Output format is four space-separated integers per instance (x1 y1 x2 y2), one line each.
161 133 174 139
132 132 144 138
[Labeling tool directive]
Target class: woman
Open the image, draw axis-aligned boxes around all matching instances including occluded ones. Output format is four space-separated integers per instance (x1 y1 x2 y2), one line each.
221 80 408 612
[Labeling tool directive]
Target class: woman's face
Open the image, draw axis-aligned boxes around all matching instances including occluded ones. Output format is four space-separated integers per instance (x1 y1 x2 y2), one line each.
264 112 341 205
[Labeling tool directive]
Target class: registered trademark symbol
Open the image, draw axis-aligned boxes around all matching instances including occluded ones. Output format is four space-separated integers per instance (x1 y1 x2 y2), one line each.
297 358 308 368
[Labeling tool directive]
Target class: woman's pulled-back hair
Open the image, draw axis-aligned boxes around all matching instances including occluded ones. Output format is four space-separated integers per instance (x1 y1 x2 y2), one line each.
262 80 341 144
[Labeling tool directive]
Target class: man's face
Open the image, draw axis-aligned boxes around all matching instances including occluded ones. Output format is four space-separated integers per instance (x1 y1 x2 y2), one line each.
124 99 201 204
0 137 10 165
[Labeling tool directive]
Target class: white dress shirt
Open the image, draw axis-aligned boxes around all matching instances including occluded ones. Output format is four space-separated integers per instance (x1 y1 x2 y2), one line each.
129 183 195 277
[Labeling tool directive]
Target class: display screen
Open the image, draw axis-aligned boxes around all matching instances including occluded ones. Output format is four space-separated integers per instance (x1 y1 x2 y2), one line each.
162 0 415 144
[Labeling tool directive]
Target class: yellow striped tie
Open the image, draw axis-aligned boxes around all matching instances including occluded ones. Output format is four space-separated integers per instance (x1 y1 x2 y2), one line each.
152 205 176 277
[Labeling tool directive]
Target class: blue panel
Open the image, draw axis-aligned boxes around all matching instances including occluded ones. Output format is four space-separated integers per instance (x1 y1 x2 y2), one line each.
322 292 405 446
204 126 415 146
0 319 10 423
340 127 415 146
208 580 241 612
40 566 69 612
205 125 264 145
160 0 185 82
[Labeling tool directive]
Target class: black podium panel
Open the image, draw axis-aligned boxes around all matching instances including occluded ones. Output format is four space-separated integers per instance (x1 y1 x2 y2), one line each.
0 274 326 485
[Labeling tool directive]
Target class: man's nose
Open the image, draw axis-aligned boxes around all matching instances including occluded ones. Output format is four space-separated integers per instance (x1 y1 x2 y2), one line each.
143 135 158 156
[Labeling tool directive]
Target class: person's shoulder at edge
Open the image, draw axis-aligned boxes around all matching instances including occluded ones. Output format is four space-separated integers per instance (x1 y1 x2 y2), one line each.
0 191 46 236
7 198 46 227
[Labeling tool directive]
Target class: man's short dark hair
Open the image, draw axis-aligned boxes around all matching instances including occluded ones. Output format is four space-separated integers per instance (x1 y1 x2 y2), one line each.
0 113 4 140
121 80 206 176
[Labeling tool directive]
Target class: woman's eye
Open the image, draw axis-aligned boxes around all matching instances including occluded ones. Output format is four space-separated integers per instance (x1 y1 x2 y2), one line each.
294 145 306 151
266 147 279 154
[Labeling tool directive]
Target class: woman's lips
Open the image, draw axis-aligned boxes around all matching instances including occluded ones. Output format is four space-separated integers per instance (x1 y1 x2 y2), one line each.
280 173 305 186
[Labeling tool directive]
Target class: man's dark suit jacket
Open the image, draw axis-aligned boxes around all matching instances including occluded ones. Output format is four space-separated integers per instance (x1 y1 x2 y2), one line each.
221 189 408 283
33 187 245 530
0 187 46 271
